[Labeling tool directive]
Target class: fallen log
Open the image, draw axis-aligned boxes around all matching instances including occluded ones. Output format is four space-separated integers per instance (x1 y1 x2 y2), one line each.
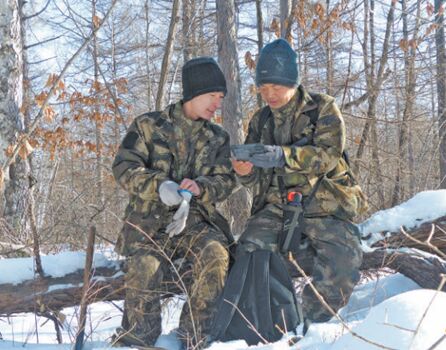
0 259 195 316
370 215 446 255
362 249 446 290
0 266 125 316
0 247 444 316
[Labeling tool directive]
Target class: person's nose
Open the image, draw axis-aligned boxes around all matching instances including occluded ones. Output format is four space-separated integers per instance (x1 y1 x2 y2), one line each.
214 97 222 109
262 88 272 99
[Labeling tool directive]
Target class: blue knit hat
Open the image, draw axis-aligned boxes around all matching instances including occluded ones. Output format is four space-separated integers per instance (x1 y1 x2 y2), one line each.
255 39 299 87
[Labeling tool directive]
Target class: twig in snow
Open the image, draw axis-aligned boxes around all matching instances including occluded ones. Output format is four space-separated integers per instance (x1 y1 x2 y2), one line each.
289 253 398 350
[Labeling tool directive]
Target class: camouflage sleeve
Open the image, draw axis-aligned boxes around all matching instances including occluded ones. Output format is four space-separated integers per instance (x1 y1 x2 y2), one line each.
112 117 167 201
195 130 236 204
235 110 263 188
282 99 345 176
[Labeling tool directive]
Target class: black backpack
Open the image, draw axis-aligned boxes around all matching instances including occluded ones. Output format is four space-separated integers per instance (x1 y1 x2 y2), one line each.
211 250 301 345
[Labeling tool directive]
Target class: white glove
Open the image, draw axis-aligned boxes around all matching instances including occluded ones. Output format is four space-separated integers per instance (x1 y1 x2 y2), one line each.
166 189 193 237
159 180 183 206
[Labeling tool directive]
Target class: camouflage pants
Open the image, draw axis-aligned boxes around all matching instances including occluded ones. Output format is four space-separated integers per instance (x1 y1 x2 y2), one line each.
117 218 229 348
238 203 363 324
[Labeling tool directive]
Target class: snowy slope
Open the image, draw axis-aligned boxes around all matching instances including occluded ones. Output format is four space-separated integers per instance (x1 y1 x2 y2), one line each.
0 190 445 350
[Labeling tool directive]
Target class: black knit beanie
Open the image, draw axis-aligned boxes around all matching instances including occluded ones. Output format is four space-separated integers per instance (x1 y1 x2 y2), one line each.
256 39 299 87
182 57 227 102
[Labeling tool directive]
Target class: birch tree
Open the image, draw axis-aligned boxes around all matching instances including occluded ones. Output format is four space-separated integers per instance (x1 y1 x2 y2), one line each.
182 0 196 62
0 0 30 231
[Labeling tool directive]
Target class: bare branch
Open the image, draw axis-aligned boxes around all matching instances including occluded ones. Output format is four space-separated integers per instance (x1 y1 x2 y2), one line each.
24 35 63 50
222 298 269 344
400 226 446 259
23 0 52 21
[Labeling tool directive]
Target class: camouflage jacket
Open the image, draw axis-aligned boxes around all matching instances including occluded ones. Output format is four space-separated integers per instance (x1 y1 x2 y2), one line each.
112 101 236 251
238 85 367 219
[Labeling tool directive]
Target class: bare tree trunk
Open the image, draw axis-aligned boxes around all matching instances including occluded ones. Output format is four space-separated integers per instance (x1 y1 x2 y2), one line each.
0 0 29 231
92 0 104 233
144 0 153 110
435 0 446 188
255 0 264 109
183 0 196 62
361 0 385 205
392 0 408 205
197 0 207 56
155 0 180 110
325 0 333 95
355 0 396 208
340 0 359 107
216 0 244 144
74 227 96 350
280 0 291 40
356 0 395 163
296 12 307 85
28 174 44 277
392 0 421 205
216 0 249 235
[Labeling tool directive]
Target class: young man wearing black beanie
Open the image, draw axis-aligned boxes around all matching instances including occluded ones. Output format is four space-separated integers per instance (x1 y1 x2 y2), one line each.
112 56 236 349
232 38 367 336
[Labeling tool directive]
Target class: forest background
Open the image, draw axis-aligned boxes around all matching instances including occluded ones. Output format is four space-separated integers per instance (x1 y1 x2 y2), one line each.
0 0 445 263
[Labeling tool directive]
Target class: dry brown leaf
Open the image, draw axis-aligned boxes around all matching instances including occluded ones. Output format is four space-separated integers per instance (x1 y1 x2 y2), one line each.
93 15 101 29
314 2 325 19
28 138 39 148
35 92 48 107
244 51 256 70
271 18 280 38
45 74 58 88
44 106 56 122
425 23 438 37
409 38 418 50
93 80 101 92
399 39 409 52
5 144 14 158
18 140 34 160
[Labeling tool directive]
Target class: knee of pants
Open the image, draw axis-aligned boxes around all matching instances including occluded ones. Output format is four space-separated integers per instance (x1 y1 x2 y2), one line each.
199 241 229 266
126 254 162 291
313 254 361 286
194 241 229 288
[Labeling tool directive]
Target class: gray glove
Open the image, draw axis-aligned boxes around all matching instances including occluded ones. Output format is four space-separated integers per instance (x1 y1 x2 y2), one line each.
231 143 285 168
251 145 285 168
166 189 193 237
231 143 268 161
159 180 183 206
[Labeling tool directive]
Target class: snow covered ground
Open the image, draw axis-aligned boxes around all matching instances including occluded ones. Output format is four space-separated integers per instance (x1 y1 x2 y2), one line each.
0 190 445 350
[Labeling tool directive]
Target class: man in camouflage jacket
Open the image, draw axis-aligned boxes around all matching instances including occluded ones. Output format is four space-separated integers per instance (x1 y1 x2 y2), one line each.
232 39 367 334
112 57 236 348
